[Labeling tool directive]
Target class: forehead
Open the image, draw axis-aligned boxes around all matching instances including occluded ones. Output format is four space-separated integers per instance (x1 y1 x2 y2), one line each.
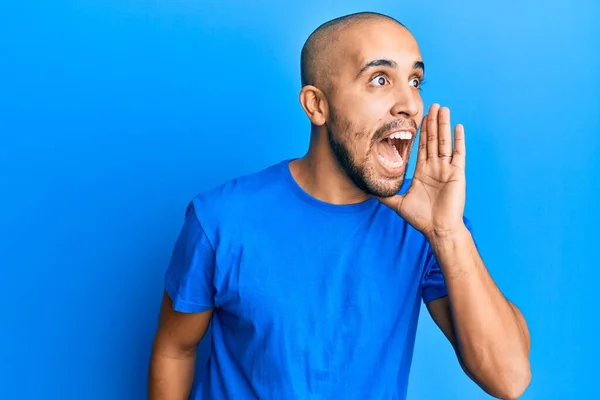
339 20 422 73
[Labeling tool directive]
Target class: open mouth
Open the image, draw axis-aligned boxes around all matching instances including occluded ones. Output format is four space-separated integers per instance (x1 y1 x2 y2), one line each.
376 130 413 172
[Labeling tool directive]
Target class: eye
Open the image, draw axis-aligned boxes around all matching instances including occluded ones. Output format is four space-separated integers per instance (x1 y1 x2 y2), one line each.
370 74 389 87
409 77 421 88
410 78 423 90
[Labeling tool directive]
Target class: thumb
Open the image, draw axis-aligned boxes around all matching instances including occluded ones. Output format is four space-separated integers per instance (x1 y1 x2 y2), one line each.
376 193 404 214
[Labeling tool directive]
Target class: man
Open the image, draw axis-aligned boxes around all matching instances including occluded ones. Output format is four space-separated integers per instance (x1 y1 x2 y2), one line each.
148 11 531 400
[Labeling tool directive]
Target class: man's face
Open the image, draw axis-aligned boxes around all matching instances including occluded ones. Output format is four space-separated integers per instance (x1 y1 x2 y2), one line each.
325 21 425 197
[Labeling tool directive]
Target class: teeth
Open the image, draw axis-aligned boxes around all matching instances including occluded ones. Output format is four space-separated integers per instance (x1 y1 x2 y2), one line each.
378 154 404 168
389 131 413 140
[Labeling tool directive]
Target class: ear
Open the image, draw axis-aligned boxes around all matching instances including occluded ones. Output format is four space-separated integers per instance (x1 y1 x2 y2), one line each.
299 85 328 126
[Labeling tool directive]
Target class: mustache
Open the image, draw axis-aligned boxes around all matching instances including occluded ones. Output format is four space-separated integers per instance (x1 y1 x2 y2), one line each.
372 119 418 142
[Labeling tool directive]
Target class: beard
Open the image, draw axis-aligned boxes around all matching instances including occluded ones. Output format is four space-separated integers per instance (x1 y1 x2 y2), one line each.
326 110 410 198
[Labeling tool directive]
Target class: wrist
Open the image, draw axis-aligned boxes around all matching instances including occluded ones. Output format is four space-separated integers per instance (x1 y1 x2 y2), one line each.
426 223 471 248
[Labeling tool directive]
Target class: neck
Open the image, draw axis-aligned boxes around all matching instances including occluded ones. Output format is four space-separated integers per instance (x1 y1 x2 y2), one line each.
289 130 370 205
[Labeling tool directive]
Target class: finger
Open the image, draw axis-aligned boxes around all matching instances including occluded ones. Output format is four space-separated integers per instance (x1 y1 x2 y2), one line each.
426 103 440 158
438 107 452 159
416 114 428 162
451 123 466 169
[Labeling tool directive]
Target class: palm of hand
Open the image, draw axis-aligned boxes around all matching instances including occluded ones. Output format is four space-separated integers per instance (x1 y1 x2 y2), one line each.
380 104 467 238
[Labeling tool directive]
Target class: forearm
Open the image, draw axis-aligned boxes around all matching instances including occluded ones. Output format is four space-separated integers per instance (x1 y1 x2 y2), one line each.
148 344 196 400
429 225 531 399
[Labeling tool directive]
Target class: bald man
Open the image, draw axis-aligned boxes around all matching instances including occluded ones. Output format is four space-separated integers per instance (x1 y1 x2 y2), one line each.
148 12 531 400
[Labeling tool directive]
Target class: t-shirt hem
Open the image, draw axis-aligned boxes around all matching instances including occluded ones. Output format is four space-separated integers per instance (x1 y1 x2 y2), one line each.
422 288 448 304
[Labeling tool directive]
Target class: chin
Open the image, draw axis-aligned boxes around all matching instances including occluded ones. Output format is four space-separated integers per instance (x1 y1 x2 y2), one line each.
361 171 406 198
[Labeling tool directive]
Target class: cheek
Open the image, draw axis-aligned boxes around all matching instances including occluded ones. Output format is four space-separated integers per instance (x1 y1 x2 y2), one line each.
352 96 389 122
337 89 387 121
341 102 385 155
332 117 371 158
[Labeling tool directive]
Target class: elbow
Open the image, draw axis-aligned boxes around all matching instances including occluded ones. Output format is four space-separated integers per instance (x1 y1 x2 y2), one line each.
465 353 531 399
495 362 531 399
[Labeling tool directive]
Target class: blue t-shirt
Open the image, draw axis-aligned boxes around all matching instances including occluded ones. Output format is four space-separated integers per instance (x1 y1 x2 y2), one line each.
164 159 473 399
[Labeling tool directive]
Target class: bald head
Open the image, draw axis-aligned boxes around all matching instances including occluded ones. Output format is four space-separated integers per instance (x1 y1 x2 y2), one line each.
300 12 407 92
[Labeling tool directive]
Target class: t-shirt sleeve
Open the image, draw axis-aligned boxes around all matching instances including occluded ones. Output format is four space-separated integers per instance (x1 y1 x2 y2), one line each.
421 216 476 304
164 202 215 313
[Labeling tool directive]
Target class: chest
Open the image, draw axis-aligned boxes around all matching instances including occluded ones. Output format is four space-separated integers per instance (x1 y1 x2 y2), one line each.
211 213 427 329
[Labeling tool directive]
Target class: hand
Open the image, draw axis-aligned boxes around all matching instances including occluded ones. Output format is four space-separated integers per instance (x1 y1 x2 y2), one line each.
378 104 467 239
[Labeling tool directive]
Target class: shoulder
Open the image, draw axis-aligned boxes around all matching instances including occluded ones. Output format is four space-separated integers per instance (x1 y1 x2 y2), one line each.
184 160 290 235
191 160 288 209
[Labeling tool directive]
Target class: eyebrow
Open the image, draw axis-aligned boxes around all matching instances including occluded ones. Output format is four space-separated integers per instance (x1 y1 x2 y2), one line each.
414 61 425 73
356 59 425 79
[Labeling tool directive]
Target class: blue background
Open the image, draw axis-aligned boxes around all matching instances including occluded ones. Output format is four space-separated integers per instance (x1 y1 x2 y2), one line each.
1 1 598 399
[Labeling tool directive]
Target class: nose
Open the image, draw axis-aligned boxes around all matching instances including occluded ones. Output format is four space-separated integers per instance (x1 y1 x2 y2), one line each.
390 84 420 119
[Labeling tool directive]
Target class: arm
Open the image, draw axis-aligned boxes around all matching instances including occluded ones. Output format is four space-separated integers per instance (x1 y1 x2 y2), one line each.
148 292 213 400
426 226 531 399
148 200 217 399
378 105 532 399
